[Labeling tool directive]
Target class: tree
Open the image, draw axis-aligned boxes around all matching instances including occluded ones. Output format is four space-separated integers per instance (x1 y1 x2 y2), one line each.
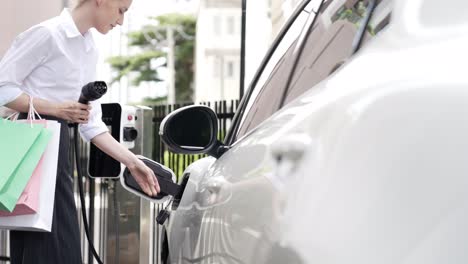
107 14 196 104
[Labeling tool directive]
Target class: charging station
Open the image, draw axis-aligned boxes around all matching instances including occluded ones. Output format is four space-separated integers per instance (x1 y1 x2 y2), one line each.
82 103 165 264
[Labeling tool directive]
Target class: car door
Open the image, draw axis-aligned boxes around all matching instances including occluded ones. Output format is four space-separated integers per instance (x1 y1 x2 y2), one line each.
167 0 392 263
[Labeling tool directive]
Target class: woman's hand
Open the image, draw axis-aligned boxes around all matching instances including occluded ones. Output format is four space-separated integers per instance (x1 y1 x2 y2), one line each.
91 133 161 197
4 94 90 122
127 159 161 197
55 101 91 123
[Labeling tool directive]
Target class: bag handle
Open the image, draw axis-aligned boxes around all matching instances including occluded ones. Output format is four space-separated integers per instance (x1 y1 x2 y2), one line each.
27 95 42 121
5 112 19 121
3 94 43 128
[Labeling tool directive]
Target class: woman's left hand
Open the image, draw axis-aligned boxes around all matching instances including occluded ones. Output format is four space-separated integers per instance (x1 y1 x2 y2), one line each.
127 159 161 197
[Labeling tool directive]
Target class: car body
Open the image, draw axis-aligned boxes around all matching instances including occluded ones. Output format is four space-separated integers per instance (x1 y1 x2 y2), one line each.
160 0 468 263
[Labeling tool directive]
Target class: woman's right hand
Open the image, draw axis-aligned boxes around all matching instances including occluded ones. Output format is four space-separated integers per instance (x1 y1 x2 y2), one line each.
55 101 91 123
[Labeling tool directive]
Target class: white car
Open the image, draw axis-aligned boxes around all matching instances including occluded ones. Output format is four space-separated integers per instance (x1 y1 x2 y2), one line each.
157 0 468 263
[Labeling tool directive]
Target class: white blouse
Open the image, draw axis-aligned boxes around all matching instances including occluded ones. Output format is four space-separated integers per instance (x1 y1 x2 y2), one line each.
0 9 107 142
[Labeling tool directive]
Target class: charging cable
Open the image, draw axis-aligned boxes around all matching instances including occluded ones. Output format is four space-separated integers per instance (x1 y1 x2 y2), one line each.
73 81 108 264
73 126 104 264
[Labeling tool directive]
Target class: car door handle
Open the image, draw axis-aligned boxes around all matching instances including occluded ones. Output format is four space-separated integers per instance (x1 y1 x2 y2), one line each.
271 133 312 165
205 177 226 195
200 177 232 207
269 133 313 189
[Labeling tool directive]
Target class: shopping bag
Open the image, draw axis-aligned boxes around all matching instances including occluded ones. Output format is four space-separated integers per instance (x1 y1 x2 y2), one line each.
0 97 50 214
0 120 60 231
0 119 48 216
0 118 44 189
0 119 51 212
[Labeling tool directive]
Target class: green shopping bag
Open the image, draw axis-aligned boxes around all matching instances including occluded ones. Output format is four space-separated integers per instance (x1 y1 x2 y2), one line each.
0 118 51 212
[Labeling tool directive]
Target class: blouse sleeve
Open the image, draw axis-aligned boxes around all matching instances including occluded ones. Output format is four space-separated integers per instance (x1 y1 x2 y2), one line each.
0 26 53 106
78 98 109 142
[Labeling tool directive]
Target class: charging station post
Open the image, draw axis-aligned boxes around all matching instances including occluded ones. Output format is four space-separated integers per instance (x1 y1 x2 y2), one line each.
81 103 165 264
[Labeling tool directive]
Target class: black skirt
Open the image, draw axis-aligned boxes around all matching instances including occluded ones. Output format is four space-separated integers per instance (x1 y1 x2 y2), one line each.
10 115 82 264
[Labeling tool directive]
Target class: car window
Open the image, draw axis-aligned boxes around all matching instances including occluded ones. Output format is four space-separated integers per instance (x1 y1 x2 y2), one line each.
232 0 392 143
283 0 393 104
234 1 320 140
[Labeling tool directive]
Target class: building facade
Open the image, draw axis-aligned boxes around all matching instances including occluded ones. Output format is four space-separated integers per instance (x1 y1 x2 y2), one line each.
0 0 68 57
194 0 271 102
194 0 242 102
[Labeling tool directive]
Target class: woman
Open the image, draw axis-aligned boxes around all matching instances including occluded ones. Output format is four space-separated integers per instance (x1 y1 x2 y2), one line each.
0 0 160 262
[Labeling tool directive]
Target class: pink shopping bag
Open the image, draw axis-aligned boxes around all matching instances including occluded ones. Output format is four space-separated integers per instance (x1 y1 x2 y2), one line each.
0 119 47 216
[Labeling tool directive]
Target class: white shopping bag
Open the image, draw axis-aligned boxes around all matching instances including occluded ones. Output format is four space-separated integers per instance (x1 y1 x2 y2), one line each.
0 120 60 231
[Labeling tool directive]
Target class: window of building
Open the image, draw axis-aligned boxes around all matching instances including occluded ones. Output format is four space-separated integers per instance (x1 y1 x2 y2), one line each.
227 16 235 35
214 16 221 35
213 56 222 78
226 61 235 78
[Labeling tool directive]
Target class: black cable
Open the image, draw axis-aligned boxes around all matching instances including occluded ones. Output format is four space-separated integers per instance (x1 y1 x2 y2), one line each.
73 126 104 264
0 256 10 262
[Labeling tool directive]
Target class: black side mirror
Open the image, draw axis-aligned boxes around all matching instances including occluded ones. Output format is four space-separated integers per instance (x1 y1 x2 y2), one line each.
159 105 228 158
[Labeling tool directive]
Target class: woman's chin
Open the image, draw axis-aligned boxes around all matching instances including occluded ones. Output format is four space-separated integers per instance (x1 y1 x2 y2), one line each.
97 27 111 35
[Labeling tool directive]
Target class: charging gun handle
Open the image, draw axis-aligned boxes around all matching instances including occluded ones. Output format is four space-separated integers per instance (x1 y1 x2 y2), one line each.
156 176 182 197
123 157 182 198
141 158 182 197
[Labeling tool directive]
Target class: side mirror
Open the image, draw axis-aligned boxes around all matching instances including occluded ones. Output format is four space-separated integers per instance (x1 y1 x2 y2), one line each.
159 105 228 158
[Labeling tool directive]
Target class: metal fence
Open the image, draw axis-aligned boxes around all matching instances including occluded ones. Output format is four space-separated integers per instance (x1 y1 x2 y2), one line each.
152 100 239 180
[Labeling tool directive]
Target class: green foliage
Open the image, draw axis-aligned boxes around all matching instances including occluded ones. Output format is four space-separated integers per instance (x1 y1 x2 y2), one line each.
107 13 196 103
107 50 165 85
331 1 376 36
163 150 204 180
141 96 167 105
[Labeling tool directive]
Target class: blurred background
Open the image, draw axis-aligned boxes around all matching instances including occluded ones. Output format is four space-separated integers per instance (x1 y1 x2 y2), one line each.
1 0 303 107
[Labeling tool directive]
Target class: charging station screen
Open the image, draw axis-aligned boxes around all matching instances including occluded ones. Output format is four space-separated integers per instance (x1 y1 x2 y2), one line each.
88 103 122 178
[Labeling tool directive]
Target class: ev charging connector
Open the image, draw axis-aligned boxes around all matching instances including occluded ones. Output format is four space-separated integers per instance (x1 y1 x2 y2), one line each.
121 156 186 225
121 156 180 202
